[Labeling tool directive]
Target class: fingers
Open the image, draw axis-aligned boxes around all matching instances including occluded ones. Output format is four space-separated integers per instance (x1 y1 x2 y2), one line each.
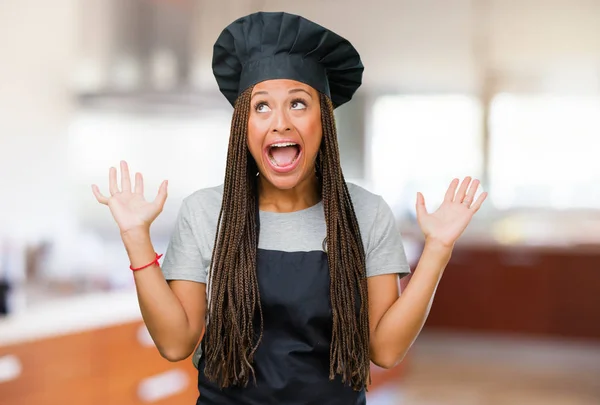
462 178 480 207
446 176 487 211
470 191 488 213
120 160 132 192
92 184 109 205
415 191 428 219
444 178 459 202
455 176 471 202
134 172 144 195
97 161 148 205
109 166 119 195
152 180 169 211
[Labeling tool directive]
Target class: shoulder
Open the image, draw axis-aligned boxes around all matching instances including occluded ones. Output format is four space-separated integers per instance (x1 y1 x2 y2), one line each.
181 184 224 215
345 182 394 242
176 184 223 233
346 182 385 213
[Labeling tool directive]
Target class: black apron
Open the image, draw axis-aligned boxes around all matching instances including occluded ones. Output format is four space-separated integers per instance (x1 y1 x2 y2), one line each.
195 214 366 404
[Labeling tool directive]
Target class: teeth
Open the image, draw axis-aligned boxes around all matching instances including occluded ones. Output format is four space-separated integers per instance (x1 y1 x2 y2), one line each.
267 142 300 167
270 142 297 148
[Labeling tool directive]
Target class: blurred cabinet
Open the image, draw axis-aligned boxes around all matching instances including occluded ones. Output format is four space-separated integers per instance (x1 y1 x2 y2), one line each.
0 329 100 405
425 244 600 340
0 322 198 405
0 320 407 404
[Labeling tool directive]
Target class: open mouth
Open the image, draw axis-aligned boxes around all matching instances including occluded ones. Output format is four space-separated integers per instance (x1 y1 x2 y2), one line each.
267 142 301 169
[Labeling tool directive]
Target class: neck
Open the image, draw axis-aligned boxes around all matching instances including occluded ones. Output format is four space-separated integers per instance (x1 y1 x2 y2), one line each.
258 174 321 213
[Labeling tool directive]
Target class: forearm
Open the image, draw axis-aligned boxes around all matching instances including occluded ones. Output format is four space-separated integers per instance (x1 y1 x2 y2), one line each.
122 230 200 360
371 239 452 367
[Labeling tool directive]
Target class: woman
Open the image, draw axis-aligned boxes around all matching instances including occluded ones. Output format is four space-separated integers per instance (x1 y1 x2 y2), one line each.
93 11 487 405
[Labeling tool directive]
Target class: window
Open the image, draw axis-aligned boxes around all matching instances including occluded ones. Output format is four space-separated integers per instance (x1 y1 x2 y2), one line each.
370 94 484 217
68 110 232 197
489 94 600 209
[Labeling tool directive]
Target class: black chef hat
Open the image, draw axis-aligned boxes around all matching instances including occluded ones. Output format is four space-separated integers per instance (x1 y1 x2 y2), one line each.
212 11 363 109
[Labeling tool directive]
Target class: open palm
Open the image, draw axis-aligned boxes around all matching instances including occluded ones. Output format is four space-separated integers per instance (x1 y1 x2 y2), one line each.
416 177 487 248
92 161 168 234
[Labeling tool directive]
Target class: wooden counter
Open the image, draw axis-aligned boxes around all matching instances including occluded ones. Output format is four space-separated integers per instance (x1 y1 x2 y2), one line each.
1 320 198 405
425 243 600 341
0 291 407 404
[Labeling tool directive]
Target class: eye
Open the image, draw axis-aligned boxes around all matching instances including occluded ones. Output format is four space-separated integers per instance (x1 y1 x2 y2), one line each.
255 102 271 113
291 99 307 110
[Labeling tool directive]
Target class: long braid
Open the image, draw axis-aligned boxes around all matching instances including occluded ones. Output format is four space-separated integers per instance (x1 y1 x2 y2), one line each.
203 88 370 391
319 93 371 390
204 87 262 388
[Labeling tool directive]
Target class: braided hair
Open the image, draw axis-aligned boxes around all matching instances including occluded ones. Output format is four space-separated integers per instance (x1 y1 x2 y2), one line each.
203 86 370 391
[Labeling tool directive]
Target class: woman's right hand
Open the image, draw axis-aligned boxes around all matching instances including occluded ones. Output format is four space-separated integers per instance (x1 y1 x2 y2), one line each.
92 160 168 235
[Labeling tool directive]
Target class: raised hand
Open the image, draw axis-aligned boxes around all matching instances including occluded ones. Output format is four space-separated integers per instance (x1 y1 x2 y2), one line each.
92 161 168 235
416 177 487 248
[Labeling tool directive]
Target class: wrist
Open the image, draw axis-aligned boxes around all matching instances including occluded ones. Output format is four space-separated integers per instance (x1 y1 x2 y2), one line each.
414 238 453 278
423 237 454 259
424 236 454 250
121 226 151 244
120 228 157 268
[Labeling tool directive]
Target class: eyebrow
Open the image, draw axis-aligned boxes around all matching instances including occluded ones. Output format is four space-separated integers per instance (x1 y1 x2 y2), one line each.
289 88 313 98
251 88 313 99
251 90 268 99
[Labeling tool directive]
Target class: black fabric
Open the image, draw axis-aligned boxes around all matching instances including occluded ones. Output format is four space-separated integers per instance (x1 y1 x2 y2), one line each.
195 249 366 404
212 11 364 109
0 279 9 315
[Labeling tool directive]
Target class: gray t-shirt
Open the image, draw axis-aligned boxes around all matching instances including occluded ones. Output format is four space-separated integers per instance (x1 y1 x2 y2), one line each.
161 182 411 367
161 182 411 284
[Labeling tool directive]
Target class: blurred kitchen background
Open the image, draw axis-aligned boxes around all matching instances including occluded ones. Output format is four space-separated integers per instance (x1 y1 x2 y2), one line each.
1 0 600 404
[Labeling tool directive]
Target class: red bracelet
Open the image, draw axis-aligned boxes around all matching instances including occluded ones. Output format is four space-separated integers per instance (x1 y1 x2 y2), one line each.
130 253 163 271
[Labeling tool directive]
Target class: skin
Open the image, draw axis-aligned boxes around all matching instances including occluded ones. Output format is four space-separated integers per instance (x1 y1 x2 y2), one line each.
247 79 322 213
92 78 488 369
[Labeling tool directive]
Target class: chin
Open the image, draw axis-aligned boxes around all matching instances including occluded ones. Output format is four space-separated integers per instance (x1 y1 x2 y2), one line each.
258 153 315 190
262 170 306 190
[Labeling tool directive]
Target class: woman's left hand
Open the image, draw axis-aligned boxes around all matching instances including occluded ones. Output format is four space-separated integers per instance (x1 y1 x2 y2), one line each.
416 177 487 248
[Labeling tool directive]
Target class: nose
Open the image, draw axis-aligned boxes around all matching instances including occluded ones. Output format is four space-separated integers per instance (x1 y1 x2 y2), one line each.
271 109 292 133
